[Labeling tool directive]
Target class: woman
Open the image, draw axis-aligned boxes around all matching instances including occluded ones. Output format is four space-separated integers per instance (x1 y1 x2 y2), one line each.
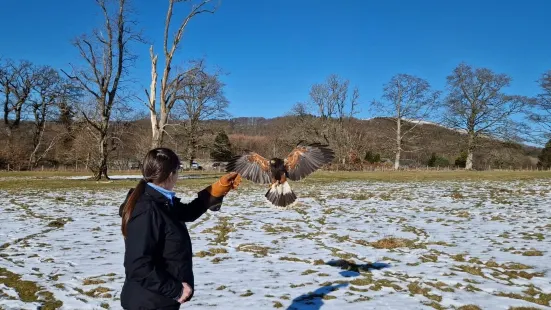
118 148 241 309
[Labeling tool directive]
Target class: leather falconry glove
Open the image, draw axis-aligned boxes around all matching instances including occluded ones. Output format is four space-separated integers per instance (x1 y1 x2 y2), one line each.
208 172 242 198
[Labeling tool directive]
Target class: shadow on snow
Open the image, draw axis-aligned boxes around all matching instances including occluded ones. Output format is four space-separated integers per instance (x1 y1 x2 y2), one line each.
286 259 391 310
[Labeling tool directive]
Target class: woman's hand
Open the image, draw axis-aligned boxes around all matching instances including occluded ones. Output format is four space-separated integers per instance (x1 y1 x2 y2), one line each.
208 172 242 197
177 282 193 304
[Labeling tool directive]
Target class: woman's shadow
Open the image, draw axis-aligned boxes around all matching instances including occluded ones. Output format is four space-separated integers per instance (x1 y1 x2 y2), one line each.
286 259 391 310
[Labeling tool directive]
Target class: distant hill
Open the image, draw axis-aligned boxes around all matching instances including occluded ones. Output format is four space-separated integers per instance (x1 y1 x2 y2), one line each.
0 115 541 170
198 116 540 170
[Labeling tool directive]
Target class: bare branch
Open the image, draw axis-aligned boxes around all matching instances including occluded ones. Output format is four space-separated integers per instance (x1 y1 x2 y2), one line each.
443 63 532 169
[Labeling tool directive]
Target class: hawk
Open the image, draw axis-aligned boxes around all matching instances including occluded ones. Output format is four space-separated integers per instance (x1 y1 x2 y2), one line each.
225 142 335 208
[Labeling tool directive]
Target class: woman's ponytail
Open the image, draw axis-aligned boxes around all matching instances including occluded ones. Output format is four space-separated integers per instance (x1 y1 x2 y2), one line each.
121 179 147 238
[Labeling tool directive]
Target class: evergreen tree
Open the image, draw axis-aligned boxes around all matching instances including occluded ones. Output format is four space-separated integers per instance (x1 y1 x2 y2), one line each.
365 151 374 163
455 151 467 168
210 131 233 162
428 153 437 167
538 138 551 169
364 151 381 164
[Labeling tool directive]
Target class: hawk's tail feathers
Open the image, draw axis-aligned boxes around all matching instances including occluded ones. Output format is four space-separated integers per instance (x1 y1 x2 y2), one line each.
265 182 297 209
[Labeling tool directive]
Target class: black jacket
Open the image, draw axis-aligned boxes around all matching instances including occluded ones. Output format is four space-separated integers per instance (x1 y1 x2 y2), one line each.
118 184 223 310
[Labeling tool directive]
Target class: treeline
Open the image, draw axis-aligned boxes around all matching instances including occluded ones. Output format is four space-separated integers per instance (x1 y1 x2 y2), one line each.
2 0 551 179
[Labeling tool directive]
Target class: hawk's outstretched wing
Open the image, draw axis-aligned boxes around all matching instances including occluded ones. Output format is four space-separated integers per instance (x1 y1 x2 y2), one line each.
226 152 272 184
284 143 335 181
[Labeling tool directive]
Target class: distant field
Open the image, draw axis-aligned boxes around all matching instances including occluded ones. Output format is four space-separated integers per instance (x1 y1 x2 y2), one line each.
0 169 221 178
1 170 551 191
1 178 550 309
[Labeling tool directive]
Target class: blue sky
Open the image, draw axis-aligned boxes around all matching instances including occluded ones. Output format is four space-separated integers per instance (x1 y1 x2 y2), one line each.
2 0 551 119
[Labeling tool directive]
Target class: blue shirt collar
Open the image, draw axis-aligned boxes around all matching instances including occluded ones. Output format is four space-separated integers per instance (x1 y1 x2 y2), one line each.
147 182 176 205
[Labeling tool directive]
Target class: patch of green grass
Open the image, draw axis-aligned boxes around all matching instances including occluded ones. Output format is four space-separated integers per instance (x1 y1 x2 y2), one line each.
76 286 112 298
495 290 551 307
423 301 446 310
273 301 284 308
201 216 235 245
421 254 438 263
428 241 455 247
521 233 545 241
371 237 425 249
450 189 464 199
236 244 270 257
465 284 482 292
370 279 403 291
451 265 486 278
301 269 317 275
351 296 372 302
211 257 229 264
240 290 254 297
47 219 70 228
407 282 442 302
521 249 544 256
350 193 375 200
0 172 220 191
82 278 106 285
463 278 481 284
263 224 294 234
195 247 229 258
425 281 454 292
350 286 369 292
332 234 350 243
491 269 545 280
457 305 482 310
279 256 310 263
403 225 429 238
0 267 62 309
451 254 466 262
9 170 541 190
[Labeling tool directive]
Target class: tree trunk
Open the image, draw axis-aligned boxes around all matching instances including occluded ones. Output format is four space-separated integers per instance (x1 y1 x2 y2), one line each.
94 134 110 180
465 150 474 170
149 49 161 149
465 132 475 170
151 122 162 148
151 103 169 149
188 134 197 168
394 118 401 170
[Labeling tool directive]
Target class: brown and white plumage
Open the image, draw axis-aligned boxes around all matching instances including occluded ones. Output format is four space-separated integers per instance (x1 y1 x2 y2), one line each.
284 143 335 181
226 142 335 208
225 152 272 184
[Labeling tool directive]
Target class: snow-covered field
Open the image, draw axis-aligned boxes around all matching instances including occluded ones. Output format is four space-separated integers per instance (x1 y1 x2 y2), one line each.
1 180 550 310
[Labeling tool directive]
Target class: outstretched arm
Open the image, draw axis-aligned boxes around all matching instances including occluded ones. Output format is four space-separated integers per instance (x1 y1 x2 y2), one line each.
172 173 242 222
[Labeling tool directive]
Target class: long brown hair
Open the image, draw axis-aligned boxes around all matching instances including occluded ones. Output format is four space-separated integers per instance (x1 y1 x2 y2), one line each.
121 148 181 237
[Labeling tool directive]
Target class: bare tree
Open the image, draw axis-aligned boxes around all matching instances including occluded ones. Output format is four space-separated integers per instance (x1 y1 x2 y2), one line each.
309 74 360 123
444 63 530 170
371 74 440 169
173 62 229 165
147 0 219 148
0 59 35 132
28 66 74 168
529 70 551 143
294 74 359 167
63 0 140 180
